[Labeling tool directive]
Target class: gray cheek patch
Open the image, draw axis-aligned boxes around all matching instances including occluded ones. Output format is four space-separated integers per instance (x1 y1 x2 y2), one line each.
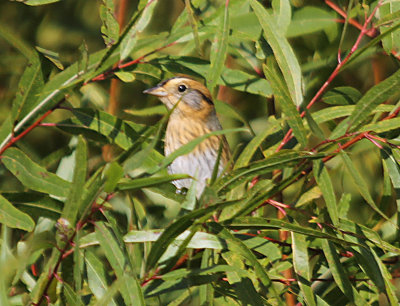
183 90 203 110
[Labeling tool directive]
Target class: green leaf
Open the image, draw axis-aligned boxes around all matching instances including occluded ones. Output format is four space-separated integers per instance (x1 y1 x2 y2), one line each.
371 248 399 304
2 147 70 197
379 2 400 55
322 86 361 106
347 68 400 131
207 222 274 290
11 54 45 124
146 201 236 270
96 222 144 305
313 160 339 226
295 186 321 207
18 0 60 5
115 71 136 82
321 239 367 304
0 194 35 231
360 117 400 133
292 232 316 306
120 0 158 60
104 161 124 193
263 61 307 146
207 1 229 94
235 118 283 168
125 104 166 117
286 7 337 38
381 149 400 221
85 250 118 305
215 150 323 193
250 0 303 106
4 192 63 221
99 0 120 46
63 283 84 306
223 217 361 247
273 0 291 34
117 174 190 191
304 109 325 140
340 151 391 222
57 108 139 150
62 136 87 226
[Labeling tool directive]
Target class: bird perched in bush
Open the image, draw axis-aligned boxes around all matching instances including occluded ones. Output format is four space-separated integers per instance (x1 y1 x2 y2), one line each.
143 76 230 197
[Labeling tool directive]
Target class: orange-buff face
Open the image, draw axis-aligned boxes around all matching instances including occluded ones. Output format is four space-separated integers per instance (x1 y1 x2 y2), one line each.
144 77 230 197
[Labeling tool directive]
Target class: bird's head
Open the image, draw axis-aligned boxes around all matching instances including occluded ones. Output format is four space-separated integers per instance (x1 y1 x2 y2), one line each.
143 77 214 118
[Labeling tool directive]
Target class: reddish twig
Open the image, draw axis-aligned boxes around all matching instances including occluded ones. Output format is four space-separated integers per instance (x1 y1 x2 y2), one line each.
85 41 178 85
276 1 383 152
325 0 377 37
0 108 55 156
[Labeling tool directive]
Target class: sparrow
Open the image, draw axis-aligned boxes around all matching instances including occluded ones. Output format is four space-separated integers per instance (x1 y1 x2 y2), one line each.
143 76 230 197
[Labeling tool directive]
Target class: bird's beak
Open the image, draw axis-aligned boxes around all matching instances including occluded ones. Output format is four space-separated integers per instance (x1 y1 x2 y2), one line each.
143 85 168 97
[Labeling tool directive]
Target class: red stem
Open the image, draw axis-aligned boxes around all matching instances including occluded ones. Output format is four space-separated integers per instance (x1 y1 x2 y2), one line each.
276 1 383 152
0 108 54 156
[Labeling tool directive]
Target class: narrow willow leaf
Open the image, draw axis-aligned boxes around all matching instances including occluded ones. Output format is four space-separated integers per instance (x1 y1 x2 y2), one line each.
340 151 391 222
321 239 367 304
235 118 283 168
378 2 400 55
62 136 87 226
207 0 229 94
305 109 325 140
63 283 84 306
313 160 339 225
115 71 135 82
104 161 124 193
313 105 393 125
347 68 400 131
0 194 34 231
222 251 265 306
273 0 291 34
120 0 158 60
322 86 361 105
4 192 63 221
292 232 316 306
125 105 166 117
99 0 119 46
85 250 117 305
118 174 190 191
208 222 274 291
360 117 400 133
199 249 214 305
146 201 236 270
216 151 323 193
371 248 399 304
2 148 70 197
223 217 361 247
11 55 44 124
57 108 139 150
381 149 400 221
286 7 337 38
250 0 303 106
96 222 144 305
295 186 322 207
263 61 307 146
19 0 60 5
184 0 201 55
339 219 400 254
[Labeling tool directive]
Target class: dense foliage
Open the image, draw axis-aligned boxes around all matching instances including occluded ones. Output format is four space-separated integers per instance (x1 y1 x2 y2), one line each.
0 0 400 305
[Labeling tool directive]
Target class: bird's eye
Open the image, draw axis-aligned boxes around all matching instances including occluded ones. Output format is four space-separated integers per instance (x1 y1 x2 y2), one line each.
178 85 187 92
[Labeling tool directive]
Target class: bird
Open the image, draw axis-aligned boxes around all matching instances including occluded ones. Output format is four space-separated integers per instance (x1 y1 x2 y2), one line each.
143 76 231 198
